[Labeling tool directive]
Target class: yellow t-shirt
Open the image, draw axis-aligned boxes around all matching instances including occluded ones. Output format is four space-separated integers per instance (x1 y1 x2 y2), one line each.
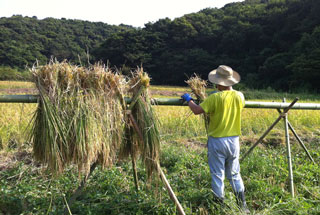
200 90 245 138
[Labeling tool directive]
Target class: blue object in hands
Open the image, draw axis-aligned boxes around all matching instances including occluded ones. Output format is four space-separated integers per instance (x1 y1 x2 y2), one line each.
181 93 194 103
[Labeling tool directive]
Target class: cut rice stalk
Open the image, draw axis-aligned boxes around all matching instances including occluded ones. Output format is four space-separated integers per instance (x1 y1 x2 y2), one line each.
185 74 210 134
30 60 126 176
120 68 160 179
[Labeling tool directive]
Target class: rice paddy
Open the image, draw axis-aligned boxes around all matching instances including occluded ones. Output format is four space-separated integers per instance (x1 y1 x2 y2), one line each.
0 73 320 214
0 81 35 90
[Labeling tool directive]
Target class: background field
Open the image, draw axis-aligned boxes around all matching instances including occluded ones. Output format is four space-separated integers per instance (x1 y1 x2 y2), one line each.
0 81 319 214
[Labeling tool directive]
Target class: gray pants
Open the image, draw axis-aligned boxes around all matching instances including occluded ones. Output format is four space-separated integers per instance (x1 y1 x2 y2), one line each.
207 136 245 199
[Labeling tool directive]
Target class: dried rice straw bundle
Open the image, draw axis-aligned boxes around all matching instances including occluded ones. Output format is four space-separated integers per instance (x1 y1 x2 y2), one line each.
185 74 207 101
120 67 160 179
185 74 210 134
30 60 126 176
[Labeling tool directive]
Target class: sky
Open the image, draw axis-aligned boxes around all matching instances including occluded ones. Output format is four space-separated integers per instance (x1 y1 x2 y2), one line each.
0 0 243 27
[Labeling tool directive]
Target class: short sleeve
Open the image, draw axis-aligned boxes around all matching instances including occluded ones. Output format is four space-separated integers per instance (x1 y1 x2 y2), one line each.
200 95 215 114
238 91 245 107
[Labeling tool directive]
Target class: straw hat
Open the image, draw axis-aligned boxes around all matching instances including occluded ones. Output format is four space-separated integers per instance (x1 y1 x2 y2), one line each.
208 65 240 86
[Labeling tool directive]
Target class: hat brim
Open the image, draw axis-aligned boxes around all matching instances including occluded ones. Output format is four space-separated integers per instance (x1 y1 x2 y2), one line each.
208 69 241 86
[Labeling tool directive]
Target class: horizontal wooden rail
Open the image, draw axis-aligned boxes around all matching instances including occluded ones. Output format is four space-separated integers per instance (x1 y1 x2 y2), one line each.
1 94 320 110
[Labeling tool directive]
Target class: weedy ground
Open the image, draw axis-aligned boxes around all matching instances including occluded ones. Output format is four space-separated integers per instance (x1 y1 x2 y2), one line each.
0 81 319 214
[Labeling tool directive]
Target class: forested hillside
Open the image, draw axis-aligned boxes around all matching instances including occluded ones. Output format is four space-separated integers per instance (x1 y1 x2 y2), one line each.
1 0 320 91
93 0 320 91
0 15 132 79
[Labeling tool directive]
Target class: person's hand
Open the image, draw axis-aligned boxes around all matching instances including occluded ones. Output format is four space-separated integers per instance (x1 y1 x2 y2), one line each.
181 93 194 103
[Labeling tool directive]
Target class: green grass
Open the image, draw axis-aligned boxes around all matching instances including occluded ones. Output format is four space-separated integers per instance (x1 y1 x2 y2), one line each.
1 138 319 214
0 81 320 214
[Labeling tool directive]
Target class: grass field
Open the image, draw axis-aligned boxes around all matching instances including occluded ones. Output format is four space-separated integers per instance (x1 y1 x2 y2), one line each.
0 81 319 214
0 81 35 90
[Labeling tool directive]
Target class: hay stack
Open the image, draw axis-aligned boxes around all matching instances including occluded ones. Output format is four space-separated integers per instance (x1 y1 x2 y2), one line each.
30 61 126 175
30 61 160 179
29 62 183 213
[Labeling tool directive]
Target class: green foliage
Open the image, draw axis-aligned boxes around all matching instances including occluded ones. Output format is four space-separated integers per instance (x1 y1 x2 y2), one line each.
1 137 319 214
288 26 320 91
2 1 320 91
0 66 31 81
0 15 132 70
240 141 320 214
92 0 320 91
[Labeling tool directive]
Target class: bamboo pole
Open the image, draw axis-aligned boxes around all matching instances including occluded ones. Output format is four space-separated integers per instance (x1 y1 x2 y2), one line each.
240 98 299 162
288 122 316 164
244 101 320 110
0 94 38 103
283 98 295 198
2 95 320 110
240 114 284 162
276 109 316 164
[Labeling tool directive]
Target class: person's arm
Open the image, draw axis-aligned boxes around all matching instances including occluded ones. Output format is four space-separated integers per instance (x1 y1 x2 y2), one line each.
188 100 204 115
181 93 205 115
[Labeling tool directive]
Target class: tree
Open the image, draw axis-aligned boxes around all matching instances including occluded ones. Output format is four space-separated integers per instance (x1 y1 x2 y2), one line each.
288 26 320 91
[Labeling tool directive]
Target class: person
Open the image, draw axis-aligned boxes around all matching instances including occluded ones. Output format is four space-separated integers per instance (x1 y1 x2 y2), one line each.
181 65 249 213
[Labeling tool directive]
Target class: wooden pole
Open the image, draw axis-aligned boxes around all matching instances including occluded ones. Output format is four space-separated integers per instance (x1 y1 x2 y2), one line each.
64 162 98 214
283 98 295 198
157 163 186 215
131 155 139 191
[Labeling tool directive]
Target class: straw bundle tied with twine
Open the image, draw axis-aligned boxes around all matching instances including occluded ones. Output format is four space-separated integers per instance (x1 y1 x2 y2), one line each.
29 61 159 178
